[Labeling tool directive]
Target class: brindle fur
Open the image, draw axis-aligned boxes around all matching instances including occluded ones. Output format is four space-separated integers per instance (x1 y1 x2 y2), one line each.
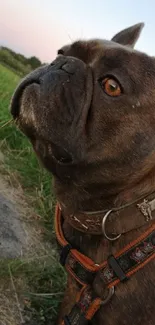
11 23 155 324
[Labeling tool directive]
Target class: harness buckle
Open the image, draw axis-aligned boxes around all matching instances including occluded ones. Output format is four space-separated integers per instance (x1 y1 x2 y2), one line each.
100 286 115 305
102 210 121 241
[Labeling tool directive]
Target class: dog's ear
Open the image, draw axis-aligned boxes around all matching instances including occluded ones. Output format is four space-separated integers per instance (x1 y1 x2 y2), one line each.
111 23 144 48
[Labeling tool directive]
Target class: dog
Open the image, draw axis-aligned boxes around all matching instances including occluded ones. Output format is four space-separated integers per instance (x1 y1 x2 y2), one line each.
10 23 155 324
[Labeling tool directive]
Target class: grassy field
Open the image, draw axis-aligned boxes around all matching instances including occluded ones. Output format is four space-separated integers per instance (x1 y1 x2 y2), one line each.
0 64 55 219
0 63 66 324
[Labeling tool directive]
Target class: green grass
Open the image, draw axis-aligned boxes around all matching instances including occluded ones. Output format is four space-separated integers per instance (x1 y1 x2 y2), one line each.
0 63 55 222
0 63 66 324
0 257 66 325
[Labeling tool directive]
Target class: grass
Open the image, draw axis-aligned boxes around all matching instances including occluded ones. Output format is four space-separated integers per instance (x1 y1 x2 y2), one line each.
0 257 66 325
0 63 66 324
0 64 55 222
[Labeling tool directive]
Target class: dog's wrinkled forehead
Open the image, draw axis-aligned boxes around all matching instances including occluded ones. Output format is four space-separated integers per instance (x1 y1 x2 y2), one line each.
58 23 144 64
59 40 113 64
58 39 132 65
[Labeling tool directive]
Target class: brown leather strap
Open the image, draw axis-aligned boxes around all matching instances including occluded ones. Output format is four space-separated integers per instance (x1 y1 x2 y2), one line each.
60 191 155 235
55 204 155 325
61 286 102 325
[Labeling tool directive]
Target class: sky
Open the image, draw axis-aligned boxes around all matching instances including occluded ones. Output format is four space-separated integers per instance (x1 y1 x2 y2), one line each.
0 0 155 63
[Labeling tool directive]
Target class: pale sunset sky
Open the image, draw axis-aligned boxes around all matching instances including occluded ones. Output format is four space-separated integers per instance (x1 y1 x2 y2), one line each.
0 0 155 63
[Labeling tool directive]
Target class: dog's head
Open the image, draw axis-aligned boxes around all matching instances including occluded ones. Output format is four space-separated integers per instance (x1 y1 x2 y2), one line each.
10 23 155 208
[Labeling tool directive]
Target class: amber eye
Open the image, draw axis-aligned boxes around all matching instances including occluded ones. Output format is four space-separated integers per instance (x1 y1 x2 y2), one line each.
101 77 122 97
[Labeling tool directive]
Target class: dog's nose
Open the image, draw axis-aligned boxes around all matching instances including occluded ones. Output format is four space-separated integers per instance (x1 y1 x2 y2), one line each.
10 56 87 119
50 56 82 75
61 61 77 74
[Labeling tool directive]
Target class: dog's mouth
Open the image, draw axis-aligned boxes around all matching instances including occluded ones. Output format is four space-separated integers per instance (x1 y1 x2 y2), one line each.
49 142 73 164
33 138 73 165
12 78 74 166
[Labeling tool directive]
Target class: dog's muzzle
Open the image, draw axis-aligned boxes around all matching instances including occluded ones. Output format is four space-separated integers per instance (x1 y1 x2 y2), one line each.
10 56 93 166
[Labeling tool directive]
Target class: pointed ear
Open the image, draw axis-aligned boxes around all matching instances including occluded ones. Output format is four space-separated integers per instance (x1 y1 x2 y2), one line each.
111 23 144 48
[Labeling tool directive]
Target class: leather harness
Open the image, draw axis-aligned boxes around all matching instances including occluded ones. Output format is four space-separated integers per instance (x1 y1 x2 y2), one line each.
55 192 155 325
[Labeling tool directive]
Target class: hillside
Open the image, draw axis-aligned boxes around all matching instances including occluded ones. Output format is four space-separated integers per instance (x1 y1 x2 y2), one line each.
0 46 42 76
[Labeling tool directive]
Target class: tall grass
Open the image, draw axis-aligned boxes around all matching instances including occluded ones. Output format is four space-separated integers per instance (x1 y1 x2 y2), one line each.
0 63 55 221
0 63 66 324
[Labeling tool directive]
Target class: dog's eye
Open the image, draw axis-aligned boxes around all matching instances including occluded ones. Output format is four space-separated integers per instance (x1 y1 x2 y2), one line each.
101 77 122 97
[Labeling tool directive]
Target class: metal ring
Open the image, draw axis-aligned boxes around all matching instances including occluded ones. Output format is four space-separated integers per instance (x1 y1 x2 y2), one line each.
102 210 121 241
100 286 115 305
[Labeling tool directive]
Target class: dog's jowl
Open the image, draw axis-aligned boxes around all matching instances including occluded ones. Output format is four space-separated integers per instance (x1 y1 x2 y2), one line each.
11 23 155 325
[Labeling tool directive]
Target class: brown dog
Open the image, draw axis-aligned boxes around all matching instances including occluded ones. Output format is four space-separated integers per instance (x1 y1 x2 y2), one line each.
11 23 155 324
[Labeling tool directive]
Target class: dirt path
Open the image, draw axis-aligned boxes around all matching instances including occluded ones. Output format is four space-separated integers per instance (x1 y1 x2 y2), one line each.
0 154 56 325
0 185 29 259
0 156 50 260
